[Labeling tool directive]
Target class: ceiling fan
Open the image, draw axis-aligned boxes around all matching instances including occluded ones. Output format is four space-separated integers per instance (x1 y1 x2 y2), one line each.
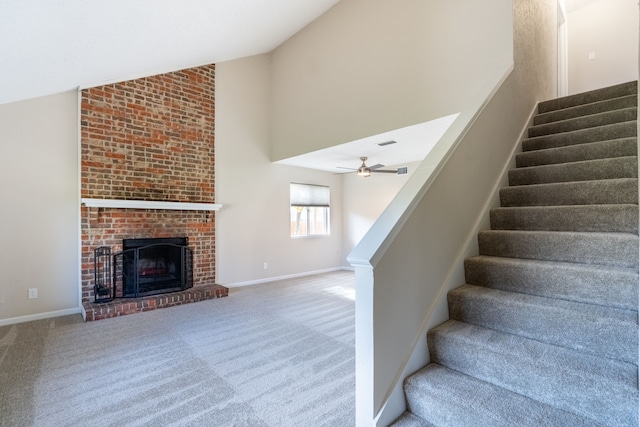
337 157 408 177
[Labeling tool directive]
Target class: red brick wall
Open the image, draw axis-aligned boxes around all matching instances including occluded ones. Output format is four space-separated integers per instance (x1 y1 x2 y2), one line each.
80 64 216 302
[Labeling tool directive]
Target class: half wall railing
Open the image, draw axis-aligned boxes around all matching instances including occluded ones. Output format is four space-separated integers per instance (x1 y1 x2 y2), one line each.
347 61 545 426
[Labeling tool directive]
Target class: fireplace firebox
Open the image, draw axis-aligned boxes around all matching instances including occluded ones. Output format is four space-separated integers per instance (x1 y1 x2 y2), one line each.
113 237 193 298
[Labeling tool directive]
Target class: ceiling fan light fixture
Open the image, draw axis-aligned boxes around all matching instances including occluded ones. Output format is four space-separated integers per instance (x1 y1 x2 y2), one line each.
357 166 371 177
357 157 371 177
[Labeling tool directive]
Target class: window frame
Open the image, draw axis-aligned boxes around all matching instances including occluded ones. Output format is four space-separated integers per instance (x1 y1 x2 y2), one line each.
290 183 330 238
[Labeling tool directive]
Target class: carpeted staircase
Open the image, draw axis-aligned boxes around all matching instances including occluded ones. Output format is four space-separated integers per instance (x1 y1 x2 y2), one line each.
391 81 639 427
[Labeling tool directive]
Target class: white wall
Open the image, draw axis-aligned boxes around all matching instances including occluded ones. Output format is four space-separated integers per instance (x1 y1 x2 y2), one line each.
350 0 559 424
269 0 513 161
568 0 639 94
341 162 419 264
0 91 79 324
215 54 345 286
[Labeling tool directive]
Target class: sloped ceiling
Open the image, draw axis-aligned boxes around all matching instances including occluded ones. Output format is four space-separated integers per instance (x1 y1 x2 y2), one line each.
1 0 603 172
0 0 341 105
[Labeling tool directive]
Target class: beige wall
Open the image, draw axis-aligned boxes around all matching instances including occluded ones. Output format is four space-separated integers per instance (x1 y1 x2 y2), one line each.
0 0 560 325
352 0 560 423
568 0 639 94
0 91 79 324
269 0 513 161
215 54 344 286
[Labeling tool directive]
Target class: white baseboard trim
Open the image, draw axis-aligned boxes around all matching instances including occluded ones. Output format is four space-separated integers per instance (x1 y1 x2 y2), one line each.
224 267 351 288
0 307 82 327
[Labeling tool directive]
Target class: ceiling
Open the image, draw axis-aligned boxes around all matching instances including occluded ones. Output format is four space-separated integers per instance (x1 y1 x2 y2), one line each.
0 0 600 174
275 114 459 173
0 0 341 106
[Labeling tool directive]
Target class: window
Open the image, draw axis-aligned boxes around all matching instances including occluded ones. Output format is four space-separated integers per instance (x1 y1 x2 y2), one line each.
290 183 330 237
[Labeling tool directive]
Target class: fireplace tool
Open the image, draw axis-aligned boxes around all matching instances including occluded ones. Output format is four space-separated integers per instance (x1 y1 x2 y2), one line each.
94 246 114 303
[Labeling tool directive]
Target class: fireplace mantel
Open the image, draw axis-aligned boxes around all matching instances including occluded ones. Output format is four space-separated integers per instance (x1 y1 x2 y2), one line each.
81 198 222 211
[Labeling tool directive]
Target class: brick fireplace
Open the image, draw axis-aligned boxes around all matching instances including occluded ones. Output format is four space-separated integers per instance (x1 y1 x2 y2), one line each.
80 63 227 320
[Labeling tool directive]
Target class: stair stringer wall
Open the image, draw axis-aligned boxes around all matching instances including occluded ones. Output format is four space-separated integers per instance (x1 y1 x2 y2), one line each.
373 105 537 427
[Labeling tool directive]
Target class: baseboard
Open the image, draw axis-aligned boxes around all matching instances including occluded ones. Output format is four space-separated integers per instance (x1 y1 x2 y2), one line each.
0 307 82 327
225 267 350 288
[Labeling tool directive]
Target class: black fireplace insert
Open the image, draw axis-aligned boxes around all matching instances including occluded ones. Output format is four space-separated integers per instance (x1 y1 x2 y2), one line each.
113 237 193 298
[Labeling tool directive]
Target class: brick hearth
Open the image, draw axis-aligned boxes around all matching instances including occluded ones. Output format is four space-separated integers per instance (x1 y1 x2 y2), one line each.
83 283 228 321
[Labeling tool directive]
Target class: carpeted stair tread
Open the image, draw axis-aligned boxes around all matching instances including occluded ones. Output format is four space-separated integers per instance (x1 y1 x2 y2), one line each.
478 229 639 268
393 83 639 427
515 137 637 167
522 121 637 152
464 255 639 311
528 107 636 138
448 284 638 363
508 156 637 186
403 364 601 427
388 412 436 427
533 94 637 125
538 80 637 114
499 178 638 207
428 320 638 425
490 204 638 233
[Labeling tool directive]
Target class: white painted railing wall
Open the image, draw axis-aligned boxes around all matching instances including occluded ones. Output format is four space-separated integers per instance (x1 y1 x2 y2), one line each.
348 1 560 423
349 63 509 425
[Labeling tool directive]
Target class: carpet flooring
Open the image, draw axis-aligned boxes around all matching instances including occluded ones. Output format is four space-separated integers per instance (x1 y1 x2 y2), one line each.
0 271 355 427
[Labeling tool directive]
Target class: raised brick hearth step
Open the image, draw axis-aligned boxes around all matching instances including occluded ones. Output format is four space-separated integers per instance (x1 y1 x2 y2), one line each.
82 284 228 321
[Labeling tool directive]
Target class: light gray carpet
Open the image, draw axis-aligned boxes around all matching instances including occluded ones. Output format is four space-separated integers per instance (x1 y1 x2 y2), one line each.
0 271 355 427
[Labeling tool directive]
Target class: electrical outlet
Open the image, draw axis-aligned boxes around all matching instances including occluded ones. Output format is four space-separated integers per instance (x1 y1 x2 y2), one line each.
263 262 268 270
28 288 38 299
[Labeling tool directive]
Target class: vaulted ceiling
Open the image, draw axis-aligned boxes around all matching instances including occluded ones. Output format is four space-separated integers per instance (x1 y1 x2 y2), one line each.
2 0 593 107
0 0 341 106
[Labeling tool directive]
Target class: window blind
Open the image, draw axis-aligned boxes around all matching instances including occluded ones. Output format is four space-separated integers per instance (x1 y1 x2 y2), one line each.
290 183 330 207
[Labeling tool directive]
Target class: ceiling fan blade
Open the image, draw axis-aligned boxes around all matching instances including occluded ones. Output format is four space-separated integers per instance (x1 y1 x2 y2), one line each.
336 166 358 171
369 163 385 170
370 169 397 174
370 166 409 175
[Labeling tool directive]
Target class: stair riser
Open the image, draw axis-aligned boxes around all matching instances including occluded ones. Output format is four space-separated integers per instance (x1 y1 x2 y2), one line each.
508 157 637 186
538 81 637 113
429 322 638 425
490 205 639 233
464 256 639 311
448 285 638 364
499 179 638 207
404 364 601 427
522 121 637 152
534 95 637 125
478 230 639 268
515 138 637 168
528 108 636 138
